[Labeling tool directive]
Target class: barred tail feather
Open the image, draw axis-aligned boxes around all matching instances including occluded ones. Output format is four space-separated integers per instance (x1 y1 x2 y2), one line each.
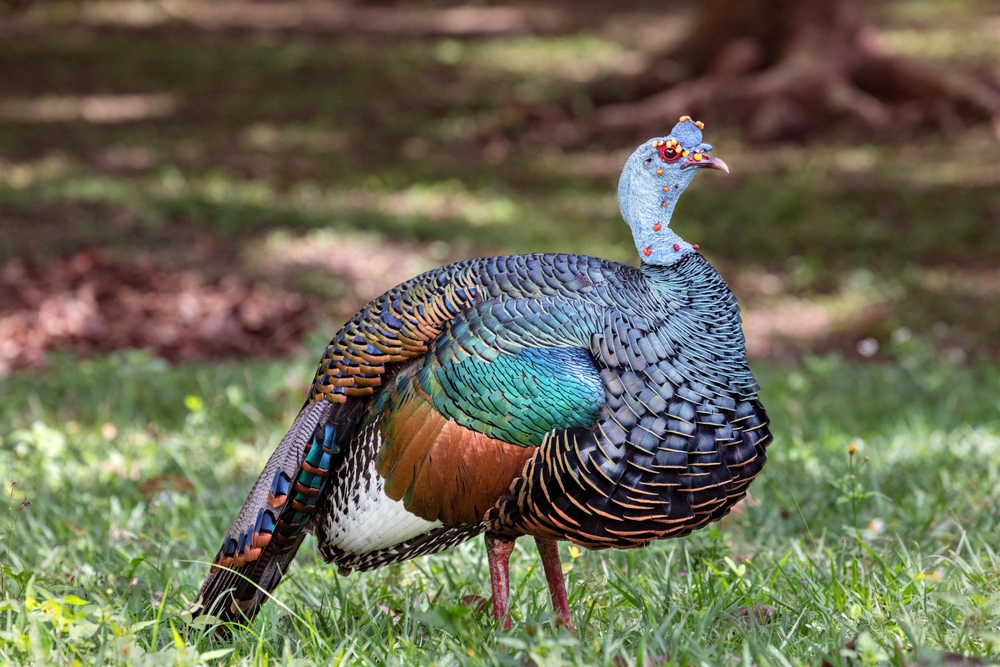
196 400 355 623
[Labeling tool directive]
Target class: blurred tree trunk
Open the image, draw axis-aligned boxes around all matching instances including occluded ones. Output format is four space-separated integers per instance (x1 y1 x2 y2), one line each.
594 0 1000 141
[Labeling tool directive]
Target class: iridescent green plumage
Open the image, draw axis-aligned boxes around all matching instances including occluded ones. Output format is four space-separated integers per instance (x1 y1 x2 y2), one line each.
392 309 605 447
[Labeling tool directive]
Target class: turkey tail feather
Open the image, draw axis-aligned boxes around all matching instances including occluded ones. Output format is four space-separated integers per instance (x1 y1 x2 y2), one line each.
196 400 350 623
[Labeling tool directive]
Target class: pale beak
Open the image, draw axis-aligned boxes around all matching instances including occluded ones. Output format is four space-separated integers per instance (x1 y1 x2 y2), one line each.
681 155 729 173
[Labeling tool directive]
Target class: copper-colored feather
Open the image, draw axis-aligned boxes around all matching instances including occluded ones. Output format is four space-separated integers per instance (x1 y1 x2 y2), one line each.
378 391 536 525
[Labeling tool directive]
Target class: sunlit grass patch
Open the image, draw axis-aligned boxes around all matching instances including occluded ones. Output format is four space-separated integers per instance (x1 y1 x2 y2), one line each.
0 155 73 190
1 348 999 664
449 36 646 82
241 124 349 155
36 172 529 232
0 94 177 124
879 25 1000 64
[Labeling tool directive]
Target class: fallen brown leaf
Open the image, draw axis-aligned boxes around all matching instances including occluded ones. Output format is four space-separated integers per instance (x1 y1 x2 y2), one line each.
0 251 313 374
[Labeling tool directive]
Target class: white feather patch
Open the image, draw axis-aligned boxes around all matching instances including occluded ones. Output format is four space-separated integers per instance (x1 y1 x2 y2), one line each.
321 421 442 554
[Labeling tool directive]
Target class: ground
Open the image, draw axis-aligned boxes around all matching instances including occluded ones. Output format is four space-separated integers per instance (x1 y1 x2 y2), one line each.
1 0 999 665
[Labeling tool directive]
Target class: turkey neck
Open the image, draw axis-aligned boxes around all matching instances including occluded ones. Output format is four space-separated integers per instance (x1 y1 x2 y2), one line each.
639 253 754 389
640 252 726 310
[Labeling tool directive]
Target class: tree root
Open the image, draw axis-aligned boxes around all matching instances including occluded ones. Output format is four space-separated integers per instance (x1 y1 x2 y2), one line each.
590 9 1000 142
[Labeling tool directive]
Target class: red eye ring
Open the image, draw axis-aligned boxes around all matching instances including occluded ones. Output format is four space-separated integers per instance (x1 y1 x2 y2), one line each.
657 144 681 163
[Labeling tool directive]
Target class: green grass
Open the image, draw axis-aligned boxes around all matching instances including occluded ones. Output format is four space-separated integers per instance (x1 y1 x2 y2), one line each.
2 2 1000 663
2 343 999 665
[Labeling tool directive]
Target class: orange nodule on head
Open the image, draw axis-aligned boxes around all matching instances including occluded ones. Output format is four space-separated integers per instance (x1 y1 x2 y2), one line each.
643 247 652 256
653 223 661 231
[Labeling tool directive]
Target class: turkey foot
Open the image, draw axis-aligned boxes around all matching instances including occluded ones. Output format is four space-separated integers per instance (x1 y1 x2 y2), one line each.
535 537 575 631
485 533 516 629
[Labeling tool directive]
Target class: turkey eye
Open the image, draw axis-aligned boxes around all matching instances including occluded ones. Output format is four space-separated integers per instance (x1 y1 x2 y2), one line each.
643 158 653 166
657 144 680 163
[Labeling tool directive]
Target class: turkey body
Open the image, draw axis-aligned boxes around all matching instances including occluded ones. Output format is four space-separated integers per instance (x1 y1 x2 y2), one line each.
197 250 771 624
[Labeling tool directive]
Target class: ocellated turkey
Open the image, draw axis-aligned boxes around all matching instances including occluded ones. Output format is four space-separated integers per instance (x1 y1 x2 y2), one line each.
196 117 772 631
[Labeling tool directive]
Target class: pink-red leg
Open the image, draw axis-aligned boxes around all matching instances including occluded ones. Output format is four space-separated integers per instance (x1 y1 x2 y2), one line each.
535 537 575 631
485 533 516 629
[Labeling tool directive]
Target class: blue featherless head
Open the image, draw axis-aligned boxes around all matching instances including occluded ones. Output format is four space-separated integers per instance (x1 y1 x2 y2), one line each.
618 116 729 266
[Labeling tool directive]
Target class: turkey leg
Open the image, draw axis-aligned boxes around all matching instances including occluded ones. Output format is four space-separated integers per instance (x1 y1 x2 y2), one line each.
485 533 516 629
535 537 575 631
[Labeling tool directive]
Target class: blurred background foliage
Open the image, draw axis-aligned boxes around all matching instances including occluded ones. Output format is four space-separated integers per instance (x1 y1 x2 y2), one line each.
0 0 998 371
1 0 999 664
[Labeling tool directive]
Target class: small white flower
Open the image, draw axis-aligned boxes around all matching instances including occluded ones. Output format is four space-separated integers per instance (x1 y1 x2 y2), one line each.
856 337 879 358
862 518 885 541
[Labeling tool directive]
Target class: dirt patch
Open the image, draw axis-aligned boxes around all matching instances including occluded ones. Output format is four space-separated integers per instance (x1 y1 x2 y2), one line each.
0 250 313 374
740 298 889 359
